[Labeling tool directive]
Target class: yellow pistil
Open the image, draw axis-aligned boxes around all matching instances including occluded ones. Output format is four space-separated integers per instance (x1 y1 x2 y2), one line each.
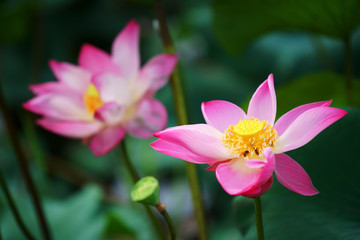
222 117 278 158
83 84 104 115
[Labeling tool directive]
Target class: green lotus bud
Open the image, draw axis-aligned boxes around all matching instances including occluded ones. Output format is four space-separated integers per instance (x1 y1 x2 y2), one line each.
131 176 160 206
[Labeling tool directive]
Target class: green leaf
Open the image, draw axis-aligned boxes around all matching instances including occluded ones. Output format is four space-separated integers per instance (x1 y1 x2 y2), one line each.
243 108 360 239
212 0 360 54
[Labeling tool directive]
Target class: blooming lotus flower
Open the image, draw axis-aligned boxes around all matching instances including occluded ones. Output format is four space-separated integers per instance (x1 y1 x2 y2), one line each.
151 74 347 198
24 20 177 156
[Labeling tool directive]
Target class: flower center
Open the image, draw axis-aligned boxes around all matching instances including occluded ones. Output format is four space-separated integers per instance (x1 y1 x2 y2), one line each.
83 84 104 115
222 118 278 158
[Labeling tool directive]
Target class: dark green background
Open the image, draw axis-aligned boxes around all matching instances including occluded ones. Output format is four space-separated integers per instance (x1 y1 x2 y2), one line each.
1 0 359 239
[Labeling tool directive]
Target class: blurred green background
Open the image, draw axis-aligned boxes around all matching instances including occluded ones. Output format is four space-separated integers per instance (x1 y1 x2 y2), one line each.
1 0 360 239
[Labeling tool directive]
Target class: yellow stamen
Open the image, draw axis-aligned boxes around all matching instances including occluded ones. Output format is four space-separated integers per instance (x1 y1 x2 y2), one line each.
222 118 278 158
83 84 104 114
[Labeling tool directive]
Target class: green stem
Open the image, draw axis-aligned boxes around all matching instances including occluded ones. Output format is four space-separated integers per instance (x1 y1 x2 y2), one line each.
153 1 208 239
156 203 176 240
0 171 36 240
344 36 354 105
0 83 52 240
254 198 265 240
120 141 167 240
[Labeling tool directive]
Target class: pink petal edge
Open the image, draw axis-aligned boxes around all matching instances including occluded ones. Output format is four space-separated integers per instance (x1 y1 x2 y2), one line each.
274 153 319 196
247 74 277 125
201 100 246 133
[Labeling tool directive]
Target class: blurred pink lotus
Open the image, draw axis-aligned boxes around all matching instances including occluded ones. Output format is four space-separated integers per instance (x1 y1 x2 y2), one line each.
152 74 347 198
24 20 177 156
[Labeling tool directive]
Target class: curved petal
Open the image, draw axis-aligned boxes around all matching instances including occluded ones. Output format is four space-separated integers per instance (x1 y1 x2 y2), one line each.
23 92 91 121
247 74 276 125
37 118 102 138
151 139 218 164
78 44 121 75
112 20 140 80
95 102 125 125
275 107 347 153
29 82 68 95
49 60 90 93
241 177 273 198
274 153 318 196
201 100 246 133
126 98 167 138
88 126 125 156
274 100 332 136
215 147 275 195
137 54 178 97
154 124 231 160
92 72 132 106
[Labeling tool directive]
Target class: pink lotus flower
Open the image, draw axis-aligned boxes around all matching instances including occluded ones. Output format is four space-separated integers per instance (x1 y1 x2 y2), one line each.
151 74 347 198
24 20 177 156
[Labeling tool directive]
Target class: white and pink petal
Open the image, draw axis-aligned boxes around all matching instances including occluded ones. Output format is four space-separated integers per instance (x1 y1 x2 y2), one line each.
275 107 347 153
23 92 91 121
37 118 102 138
88 126 125 156
111 20 140 80
92 72 132 106
137 54 178 97
49 60 91 93
201 100 246 133
247 74 277 125
126 98 167 138
78 44 121 75
154 123 231 160
274 100 332 136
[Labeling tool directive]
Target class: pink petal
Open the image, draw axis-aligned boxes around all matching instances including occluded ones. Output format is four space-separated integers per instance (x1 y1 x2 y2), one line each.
88 126 125 156
215 147 275 195
137 54 178 97
78 44 121 75
92 72 132 105
201 100 246 133
29 82 68 95
205 160 231 172
274 153 318 196
151 139 218 164
274 100 332 136
37 118 103 138
23 92 91 121
245 159 266 168
126 98 167 138
247 74 277 125
49 60 90 93
95 102 125 125
241 177 273 198
112 20 140 80
153 124 231 160
275 107 347 153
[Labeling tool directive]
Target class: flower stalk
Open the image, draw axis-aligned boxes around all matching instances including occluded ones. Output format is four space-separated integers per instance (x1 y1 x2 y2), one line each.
0 171 36 240
0 83 52 240
153 1 208 239
120 141 167 240
254 197 265 240
156 203 176 240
